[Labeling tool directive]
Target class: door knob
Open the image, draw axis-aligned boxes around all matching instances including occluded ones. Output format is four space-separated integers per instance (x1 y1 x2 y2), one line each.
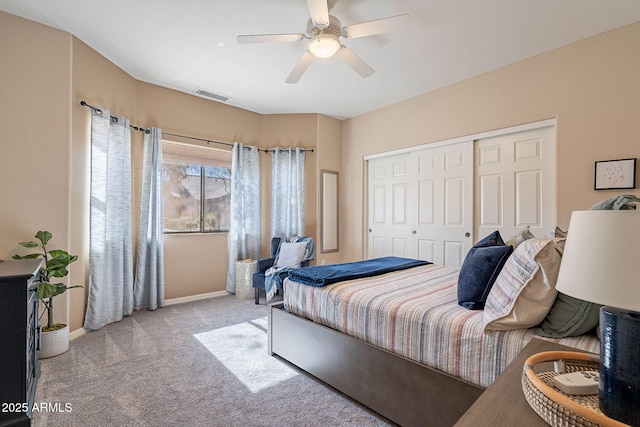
412 230 417 235
465 232 470 237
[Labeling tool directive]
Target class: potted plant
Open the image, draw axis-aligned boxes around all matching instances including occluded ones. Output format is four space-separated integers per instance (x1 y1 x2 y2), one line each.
13 230 82 358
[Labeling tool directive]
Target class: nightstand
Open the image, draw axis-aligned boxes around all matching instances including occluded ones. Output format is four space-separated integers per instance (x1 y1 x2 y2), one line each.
455 338 593 426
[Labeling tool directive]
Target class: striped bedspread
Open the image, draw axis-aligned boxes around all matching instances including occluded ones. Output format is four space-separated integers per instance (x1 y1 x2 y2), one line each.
283 263 600 388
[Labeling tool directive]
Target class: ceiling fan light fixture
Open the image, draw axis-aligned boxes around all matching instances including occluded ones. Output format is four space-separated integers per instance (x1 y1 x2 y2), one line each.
308 35 340 58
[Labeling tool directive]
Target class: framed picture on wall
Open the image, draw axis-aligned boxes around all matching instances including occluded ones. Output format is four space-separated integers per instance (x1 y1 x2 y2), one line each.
594 158 636 190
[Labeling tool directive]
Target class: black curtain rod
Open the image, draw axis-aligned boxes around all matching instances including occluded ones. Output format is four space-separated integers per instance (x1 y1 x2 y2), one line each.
80 101 149 133
261 148 314 153
162 131 236 149
81 101 234 147
80 100 314 153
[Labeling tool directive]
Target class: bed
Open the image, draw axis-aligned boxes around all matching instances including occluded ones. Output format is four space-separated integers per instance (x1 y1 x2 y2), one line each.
267 237 601 427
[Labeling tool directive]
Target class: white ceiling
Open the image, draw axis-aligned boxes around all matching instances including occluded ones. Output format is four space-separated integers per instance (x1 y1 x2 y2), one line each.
3 0 640 120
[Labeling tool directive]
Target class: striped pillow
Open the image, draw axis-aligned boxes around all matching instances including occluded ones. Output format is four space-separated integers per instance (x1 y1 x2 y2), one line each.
483 238 564 331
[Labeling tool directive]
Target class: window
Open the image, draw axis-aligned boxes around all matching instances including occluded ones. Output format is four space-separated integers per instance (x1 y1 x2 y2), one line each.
162 141 231 233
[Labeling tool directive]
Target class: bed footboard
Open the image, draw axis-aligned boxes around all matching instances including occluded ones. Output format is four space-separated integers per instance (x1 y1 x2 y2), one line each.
268 303 484 427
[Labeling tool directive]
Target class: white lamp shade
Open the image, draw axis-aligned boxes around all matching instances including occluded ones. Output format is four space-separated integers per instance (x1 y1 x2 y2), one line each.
308 35 340 58
555 210 640 312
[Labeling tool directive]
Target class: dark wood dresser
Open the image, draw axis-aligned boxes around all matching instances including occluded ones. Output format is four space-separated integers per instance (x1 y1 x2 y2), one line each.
0 259 43 427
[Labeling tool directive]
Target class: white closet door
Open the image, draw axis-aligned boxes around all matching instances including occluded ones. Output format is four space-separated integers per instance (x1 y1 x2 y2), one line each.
367 153 416 258
476 126 557 241
367 141 473 266
413 141 474 266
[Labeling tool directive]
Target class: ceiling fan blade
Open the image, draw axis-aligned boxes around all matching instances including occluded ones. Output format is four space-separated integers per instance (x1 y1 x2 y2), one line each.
286 51 316 84
343 14 411 39
306 0 330 27
336 46 374 78
237 33 305 44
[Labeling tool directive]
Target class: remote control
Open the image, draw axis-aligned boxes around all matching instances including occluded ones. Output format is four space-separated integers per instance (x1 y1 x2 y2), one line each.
552 371 599 395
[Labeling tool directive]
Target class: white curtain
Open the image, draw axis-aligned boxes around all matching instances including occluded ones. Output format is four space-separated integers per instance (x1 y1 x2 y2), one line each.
84 108 134 330
226 143 261 293
270 148 306 238
134 127 165 310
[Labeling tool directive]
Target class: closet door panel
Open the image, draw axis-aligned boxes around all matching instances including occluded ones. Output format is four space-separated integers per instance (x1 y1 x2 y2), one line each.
413 141 473 266
367 154 416 259
393 183 408 224
418 180 435 225
418 239 435 263
479 174 503 228
372 185 386 224
366 122 555 264
392 238 408 257
477 126 556 241
444 241 465 269
371 236 386 259
515 170 541 227
444 177 464 226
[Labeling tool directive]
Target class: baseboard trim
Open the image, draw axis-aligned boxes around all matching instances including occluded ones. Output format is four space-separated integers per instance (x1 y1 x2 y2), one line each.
69 327 88 341
164 290 228 306
69 291 229 341
68 291 229 340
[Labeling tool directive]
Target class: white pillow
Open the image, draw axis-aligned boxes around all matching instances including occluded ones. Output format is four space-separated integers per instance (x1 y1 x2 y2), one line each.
275 242 307 268
483 238 564 331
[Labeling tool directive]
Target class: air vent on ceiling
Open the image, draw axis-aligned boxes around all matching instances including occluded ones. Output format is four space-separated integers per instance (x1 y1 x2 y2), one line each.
194 88 230 102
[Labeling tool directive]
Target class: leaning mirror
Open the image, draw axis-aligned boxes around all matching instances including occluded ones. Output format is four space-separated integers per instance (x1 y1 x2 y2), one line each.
321 170 339 253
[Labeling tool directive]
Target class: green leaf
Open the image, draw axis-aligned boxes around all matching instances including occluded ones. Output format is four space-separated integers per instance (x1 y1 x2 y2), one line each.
45 252 77 278
18 241 40 248
38 282 68 299
48 249 76 261
35 230 53 245
38 282 83 299
12 253 43 260
47 267 69 278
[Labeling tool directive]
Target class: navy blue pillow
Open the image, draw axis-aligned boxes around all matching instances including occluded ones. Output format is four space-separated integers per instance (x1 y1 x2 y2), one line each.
457 231 513 310
475 230 505 247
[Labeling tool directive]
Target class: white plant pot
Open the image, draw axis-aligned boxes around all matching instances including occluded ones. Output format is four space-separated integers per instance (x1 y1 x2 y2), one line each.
38 324 69 359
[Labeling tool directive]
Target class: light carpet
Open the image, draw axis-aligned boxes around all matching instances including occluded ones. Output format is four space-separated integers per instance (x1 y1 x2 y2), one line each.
33 295 394 426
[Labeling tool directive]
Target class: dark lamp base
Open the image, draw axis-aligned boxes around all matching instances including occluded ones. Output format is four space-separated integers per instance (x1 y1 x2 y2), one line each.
599 306 640 426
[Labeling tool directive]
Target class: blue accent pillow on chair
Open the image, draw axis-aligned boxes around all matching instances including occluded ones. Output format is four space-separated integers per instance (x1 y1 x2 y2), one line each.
457 231 513 310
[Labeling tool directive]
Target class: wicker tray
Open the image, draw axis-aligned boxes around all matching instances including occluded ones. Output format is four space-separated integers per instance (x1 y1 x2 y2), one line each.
522 351 629 427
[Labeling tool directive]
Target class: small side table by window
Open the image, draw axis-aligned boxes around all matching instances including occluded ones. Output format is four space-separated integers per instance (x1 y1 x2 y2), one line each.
235 259 257 300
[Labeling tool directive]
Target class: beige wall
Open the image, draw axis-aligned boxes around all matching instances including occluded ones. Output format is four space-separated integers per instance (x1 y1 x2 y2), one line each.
316 115 343 265
341 21 640 261
0 12 73 323
0 11 331 333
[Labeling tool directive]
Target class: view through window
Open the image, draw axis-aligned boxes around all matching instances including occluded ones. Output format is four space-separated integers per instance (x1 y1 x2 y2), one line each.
162 142 231 233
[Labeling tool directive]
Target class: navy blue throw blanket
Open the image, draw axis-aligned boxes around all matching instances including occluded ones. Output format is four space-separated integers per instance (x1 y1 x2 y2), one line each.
287 256 431 287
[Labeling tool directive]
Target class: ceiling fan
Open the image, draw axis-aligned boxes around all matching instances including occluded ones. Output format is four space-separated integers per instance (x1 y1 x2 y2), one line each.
237 0 410 83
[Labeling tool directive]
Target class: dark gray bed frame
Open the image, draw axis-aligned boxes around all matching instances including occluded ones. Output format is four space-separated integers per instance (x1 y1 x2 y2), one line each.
268 302 484 427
